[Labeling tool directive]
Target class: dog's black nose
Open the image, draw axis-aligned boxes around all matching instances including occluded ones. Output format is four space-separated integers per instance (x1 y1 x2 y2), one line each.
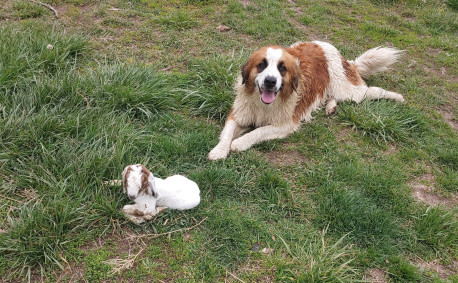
264 76 277 88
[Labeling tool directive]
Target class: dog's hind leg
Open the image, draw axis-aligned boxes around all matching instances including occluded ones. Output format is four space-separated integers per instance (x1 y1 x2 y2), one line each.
365 86 405 102
339 85 405 104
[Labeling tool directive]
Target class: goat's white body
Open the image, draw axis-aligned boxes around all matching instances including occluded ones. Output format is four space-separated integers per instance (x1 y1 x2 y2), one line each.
121 165 200 223
150 175 201 210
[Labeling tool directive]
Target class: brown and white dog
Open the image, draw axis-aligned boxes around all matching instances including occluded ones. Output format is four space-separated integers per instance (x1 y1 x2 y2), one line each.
208 41 405 160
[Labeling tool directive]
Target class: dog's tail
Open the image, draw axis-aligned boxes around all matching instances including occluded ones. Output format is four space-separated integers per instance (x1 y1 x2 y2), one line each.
352 47 404 79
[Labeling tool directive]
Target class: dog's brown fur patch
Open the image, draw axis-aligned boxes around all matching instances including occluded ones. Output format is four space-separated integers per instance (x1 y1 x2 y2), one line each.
341 55 364 85
286 43 330 123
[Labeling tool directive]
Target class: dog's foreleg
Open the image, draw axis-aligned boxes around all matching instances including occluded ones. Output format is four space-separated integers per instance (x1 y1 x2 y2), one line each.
325 98 337 116
230 123 298 152
208 114 242 160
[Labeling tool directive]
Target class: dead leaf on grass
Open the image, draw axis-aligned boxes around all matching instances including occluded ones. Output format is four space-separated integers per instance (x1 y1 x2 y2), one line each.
261 248 274 254
216 25 230 32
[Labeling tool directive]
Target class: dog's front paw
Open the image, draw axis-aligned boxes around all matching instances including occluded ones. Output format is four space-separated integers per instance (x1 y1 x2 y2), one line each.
208 146 229 160
325 99 337 116
230 137 251 152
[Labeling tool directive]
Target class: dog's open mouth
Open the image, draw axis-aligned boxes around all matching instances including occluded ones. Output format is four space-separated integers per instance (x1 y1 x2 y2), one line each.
260 88 276 104
259 87 280 104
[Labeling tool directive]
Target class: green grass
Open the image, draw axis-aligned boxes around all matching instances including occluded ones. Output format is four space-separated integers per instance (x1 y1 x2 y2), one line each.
0 0 457 281
337 100 427 145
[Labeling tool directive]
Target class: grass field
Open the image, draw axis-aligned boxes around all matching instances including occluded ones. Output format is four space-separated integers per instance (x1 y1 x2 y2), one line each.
0 0 457 282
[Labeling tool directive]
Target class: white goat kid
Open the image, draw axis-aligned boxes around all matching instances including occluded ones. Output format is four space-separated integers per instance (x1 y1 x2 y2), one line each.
121 164 201 224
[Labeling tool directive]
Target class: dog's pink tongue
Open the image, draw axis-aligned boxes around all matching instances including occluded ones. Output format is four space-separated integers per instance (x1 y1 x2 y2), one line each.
261 90 276 104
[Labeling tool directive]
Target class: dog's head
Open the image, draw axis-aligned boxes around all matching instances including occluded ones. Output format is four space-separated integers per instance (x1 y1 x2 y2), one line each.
241 46 299 104
122 164 157 200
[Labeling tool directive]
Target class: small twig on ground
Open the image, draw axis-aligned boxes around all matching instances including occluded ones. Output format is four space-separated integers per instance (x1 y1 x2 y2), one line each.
103 179 122 186
29 0 59 18
77 92 90 108
160 66 172 72
104 246 145 275
0 193 20 204
226 270 246 283
127 217 208 240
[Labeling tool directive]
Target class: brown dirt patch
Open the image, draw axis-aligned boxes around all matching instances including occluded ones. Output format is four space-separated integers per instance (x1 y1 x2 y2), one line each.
238 0 253 8
335 127 358 148
384 144 398 155
54 230 145 281
363 268 387 283
414 259 457 279
225 258 276 283
335 127 351 140
438 104 458 131
409 173 457 207
266 150 307 166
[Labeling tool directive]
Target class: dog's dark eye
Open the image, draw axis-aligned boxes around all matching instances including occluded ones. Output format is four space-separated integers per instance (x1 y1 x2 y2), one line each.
278 62 287 73
257 59 267 72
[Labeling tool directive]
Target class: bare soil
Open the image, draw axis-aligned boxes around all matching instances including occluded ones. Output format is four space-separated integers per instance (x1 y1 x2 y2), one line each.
266 150 307 166
364 268 387 283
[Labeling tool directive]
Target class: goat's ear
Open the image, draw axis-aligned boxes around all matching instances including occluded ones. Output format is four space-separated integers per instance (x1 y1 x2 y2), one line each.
148 180 158 198
241 60 251 85
122 166 131 193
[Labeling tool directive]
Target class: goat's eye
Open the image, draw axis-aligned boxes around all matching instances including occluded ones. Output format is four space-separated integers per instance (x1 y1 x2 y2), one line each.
278 63 287 73
257 60 267 71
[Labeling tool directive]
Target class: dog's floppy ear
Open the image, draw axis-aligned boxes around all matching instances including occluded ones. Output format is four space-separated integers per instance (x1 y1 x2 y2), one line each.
292 65 299 91
289 58 300 91
241 60 251 85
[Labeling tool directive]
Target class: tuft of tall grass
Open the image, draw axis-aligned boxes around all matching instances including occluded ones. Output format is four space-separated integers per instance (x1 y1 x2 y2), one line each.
179 51 246 121
437 167 458 193
277 229 358 282
0 26 87 90
446 0 458 10
337 100 427 145
420 8 458 35
152 10 198 30
414 206 458 258
0 198 87 281
82 63 180 118
387 256 422 282
11 0 46 20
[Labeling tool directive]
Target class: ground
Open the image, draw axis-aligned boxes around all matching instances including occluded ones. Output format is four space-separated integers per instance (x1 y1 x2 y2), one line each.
0 0 457 282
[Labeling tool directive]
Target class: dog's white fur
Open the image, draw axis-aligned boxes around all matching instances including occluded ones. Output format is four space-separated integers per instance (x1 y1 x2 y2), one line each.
209 41 405 160
121 164 200 223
